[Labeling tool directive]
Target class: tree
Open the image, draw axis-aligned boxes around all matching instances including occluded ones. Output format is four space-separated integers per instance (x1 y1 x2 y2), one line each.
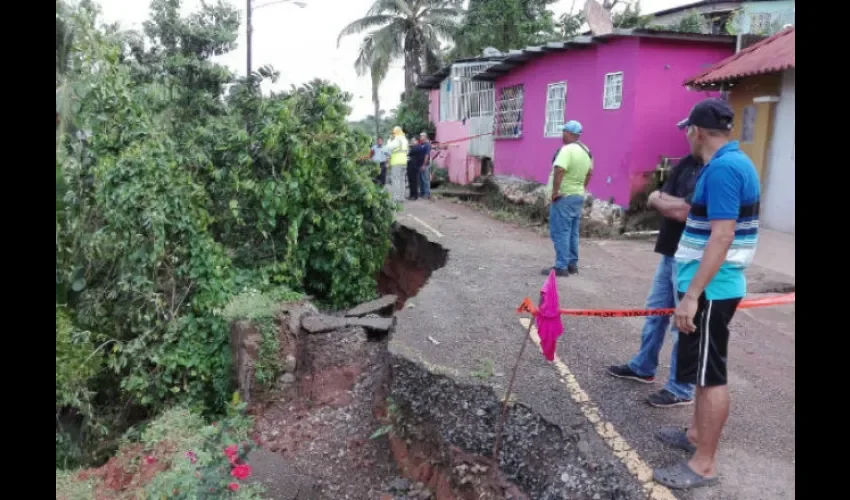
451 0 558 58
337 0 463 92
612 1 652 29
355 34 391 139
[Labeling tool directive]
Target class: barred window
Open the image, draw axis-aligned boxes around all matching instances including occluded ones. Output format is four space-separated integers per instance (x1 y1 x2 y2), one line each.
494 84 524 139
603 72 623 110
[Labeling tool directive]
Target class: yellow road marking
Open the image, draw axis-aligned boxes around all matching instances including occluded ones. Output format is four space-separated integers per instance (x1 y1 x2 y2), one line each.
519 318 676 500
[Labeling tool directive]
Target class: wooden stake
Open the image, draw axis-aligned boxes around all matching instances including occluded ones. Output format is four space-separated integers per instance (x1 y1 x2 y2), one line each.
492 315 536 461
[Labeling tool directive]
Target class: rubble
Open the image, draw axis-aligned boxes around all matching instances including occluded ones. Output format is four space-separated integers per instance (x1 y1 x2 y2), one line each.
301 315 395 335
346 294 398 317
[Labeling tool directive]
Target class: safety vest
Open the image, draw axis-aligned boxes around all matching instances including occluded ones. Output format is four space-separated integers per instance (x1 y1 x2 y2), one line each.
388 136 409 167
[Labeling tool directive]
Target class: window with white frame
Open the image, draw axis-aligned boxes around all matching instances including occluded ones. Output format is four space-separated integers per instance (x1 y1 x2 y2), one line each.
603 72 623 110
494 84 524 139
544 82 567 137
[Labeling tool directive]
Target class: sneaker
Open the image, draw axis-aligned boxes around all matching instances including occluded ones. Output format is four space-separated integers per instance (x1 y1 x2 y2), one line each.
567 264 579 275
646 389 693 408
541 267 569 277
607 364 655 384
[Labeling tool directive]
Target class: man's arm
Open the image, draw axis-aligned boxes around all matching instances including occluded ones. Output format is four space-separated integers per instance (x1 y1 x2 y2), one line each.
650 193 691 222
551 146 570 200
683 168 741 300
683 219 736 300
584 166 593 188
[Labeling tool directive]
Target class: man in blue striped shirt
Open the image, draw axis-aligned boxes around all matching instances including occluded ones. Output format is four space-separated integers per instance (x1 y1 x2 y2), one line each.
648 98 761 490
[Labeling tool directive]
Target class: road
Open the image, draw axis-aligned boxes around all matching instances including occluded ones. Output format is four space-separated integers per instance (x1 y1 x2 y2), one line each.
390 199 795 500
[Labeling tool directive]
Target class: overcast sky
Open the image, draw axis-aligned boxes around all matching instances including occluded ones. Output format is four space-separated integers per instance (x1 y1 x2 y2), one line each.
96 0 694 120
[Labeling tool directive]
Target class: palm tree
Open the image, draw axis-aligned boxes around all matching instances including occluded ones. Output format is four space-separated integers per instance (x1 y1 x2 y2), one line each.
338 0 462 92
355 35 391 139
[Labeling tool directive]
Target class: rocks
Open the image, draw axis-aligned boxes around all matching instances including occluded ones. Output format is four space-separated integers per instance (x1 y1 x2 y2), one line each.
282 354 297 374
348 316 395 333
279 373 296 385
346 295 398 317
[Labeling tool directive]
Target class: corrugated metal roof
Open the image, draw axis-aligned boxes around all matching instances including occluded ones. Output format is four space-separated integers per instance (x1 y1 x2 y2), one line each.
415 55 506 90
685 26 794 86
470 29 735 82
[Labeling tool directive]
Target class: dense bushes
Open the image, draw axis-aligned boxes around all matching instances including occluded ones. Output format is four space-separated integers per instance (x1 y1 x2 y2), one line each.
56 0 394 466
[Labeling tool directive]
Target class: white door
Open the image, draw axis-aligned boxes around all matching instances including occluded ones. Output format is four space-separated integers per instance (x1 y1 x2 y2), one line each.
762 69 795 234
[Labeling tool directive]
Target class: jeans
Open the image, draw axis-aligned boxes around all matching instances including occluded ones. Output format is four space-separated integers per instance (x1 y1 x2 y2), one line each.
627 255 695 400
549 194 584 269
419 166 431 198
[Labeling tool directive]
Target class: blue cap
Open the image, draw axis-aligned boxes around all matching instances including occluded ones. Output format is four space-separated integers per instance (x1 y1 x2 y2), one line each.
677 98 734 131
562 120 583 135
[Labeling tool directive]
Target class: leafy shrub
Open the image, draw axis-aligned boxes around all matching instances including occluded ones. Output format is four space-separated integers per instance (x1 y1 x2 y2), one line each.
55 0 395 466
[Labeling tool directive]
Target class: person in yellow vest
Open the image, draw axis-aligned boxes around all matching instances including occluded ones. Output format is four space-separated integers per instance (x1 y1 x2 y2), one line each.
385 126 409 202
543 120 593 277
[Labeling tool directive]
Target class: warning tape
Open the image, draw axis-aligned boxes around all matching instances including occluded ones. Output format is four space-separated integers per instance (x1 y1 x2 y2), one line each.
517 292 795 318
433 132 493 147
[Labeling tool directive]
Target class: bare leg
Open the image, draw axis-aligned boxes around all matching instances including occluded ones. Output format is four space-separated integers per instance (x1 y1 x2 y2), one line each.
688 385 730 478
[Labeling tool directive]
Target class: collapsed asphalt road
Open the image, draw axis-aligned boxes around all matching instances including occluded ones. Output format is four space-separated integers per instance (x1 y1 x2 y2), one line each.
390 200 795 500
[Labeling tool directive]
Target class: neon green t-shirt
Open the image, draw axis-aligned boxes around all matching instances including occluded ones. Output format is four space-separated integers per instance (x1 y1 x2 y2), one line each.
546 142 593 197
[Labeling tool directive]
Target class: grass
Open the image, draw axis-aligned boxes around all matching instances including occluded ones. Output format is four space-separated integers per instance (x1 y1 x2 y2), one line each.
471 358 496 380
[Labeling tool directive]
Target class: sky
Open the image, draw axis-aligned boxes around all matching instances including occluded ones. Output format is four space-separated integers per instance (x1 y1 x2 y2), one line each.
95 0 695 120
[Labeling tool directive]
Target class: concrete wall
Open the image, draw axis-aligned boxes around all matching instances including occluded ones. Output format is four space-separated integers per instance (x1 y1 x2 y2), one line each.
727 73 782 182
491 37 732 207
737 1 795 32
762 69 795 234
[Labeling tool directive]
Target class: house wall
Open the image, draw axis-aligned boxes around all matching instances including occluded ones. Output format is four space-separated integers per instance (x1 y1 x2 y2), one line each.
727 73 782 182
737 1 795 32
630 39 734 196
492 38 640 206
491 37 732 207
762 69 795 234
428 88 481 184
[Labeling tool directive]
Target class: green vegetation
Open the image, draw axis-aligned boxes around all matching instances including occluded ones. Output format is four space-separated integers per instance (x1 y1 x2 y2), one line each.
56 0 394 468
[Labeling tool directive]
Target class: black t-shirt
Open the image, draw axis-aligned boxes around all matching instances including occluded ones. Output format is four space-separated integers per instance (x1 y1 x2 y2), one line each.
654 154 703 257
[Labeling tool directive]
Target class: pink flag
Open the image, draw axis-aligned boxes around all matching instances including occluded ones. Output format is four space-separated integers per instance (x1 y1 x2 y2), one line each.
537 270 564 361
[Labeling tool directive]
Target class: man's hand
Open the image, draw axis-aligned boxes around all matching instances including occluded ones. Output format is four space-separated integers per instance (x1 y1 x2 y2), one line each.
647 190 661 208
674 294 699 333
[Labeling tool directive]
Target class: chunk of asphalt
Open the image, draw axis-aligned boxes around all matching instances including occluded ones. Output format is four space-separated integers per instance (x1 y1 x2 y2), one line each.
301 315 347 334
345 294 398 317
301 315 394 335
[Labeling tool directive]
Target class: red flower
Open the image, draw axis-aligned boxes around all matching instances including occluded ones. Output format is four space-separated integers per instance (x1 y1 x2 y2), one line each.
186 450 197 464
227 482 240 492
230 463 252 480
224 444 239 463
144 455 157 465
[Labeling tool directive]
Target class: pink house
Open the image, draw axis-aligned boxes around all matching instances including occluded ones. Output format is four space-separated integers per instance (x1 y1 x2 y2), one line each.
417 56 503 185
425 30 736 206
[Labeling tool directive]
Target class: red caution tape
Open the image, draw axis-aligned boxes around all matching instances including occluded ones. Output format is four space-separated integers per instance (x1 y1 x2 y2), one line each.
517 293 795 318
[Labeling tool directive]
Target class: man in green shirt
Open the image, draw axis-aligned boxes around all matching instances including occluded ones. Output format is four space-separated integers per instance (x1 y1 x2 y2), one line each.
543 120 593 277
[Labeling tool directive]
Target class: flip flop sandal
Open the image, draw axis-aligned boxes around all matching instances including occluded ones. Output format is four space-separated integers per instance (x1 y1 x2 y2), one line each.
653 462 720 490
655 427 697 453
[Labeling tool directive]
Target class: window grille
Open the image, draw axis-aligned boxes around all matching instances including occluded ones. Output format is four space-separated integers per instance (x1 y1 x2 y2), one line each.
494 84 524 139
544 82 567 137
603 72 623 110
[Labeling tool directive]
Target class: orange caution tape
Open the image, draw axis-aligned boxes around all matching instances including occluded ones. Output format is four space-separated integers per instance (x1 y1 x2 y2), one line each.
433 132 493 147
517 292 795 318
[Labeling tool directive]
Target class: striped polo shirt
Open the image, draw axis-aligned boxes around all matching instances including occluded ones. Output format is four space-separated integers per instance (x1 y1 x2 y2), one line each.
675 141 761 300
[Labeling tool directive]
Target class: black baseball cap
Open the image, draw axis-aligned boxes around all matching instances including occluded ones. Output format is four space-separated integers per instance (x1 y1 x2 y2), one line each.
677 98 734 131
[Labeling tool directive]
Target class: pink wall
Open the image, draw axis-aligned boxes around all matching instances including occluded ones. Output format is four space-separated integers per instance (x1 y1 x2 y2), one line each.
492 36 733 206
427 89 482 184
627 39 733 197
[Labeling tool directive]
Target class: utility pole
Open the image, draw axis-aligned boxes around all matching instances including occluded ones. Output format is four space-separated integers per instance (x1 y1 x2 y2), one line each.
246 0 253 77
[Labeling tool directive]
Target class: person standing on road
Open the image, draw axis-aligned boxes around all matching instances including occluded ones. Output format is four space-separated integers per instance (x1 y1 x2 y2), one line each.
385 126 409 202
406 137 423 200
607 153 702 408
418 132 432 200
650 98 760 490
543 120 593 277
370 136 388 186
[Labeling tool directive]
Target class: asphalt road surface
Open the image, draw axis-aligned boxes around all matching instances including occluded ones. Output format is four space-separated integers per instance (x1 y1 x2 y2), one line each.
390 200 795 500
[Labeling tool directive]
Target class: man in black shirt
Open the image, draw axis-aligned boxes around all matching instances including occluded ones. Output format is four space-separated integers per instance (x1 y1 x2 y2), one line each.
607 154 703 408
